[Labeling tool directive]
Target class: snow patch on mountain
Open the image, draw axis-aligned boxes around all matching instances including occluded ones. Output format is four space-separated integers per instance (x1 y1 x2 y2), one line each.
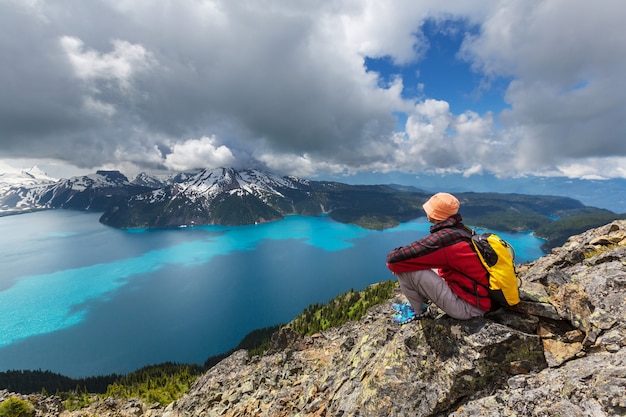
54 171 133 191
0 165 309 220
0 166 58 214
1 169 153 215
132 171 198 188
0 165 57 186
179 168 298 202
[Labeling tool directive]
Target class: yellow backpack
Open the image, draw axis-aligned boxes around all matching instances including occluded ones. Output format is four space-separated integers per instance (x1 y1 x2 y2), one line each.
464 230 521 307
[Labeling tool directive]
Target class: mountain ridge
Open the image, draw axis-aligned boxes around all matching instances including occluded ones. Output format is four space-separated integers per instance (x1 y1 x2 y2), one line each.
2 166 625 250
99 168 626 251
98 167 596 230
0 170 152 214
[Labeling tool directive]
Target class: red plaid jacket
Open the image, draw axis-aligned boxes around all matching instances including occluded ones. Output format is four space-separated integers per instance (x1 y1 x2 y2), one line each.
386 214 491 311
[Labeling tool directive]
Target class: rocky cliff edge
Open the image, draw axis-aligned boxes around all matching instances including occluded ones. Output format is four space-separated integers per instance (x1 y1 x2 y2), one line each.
3 221 626 416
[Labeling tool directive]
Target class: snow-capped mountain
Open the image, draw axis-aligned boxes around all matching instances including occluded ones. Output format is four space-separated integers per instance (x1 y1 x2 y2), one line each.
132 171 199 189
0 166 58 214
6 166 612 236
1 166 310 219
179 168 299 200
37 170 154 211
0 165 57 185
100 168 317 228
0 169 154 215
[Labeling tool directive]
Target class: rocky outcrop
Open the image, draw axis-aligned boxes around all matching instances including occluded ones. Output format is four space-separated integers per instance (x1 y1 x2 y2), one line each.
161 221 626 417
3 221 626 416
164 222 626 417
454 221 626 416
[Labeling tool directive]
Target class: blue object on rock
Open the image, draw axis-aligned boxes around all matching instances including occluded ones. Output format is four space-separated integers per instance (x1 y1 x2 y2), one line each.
392 301 428 324
393 308 417 324
392 301 410 312
392 301 427 314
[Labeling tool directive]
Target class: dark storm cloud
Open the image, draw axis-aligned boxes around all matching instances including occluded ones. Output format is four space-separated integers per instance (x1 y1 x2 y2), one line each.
0 1 402 173
1 1 626 179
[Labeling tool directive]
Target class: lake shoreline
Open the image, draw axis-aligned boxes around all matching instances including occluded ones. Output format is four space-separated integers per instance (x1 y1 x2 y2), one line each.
0 210 547 378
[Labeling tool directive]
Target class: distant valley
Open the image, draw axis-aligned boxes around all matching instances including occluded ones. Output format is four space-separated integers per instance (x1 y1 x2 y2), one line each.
1 167 624 250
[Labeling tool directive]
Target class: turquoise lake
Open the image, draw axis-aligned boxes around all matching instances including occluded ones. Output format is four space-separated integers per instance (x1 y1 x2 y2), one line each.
0 210 546 377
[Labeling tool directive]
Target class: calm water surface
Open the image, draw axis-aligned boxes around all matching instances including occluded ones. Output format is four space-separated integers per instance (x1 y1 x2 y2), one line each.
0 210 546 377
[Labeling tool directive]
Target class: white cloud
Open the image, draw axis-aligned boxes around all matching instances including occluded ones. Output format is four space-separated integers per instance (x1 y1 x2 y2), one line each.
82 96 116 117
56 35 158 130
463 164 484 177
164 136 235 172
255 150 356 179
460 0 626 173
553 157 626 180
60 36 155 90
256 152 317 178
340 0 430 64
391 99 502 173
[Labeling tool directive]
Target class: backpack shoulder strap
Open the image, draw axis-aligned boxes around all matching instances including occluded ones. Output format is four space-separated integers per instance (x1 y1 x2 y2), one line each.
457 226 475 240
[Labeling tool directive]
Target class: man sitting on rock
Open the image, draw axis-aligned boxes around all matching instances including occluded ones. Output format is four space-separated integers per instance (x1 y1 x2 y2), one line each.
386 192 490 324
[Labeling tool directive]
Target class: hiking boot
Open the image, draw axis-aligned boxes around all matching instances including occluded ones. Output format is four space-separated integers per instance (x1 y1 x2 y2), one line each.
392 302 428 324
391 301 412 313
392 301 428 314
393 308 418 324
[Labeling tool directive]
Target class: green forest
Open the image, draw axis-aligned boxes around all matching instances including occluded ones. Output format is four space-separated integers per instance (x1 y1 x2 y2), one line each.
289 280 397 335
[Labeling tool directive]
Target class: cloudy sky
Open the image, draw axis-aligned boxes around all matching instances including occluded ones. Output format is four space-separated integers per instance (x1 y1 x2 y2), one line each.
1 0 625 181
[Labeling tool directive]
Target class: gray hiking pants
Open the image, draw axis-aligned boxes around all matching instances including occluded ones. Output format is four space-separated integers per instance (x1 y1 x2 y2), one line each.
396 269 485 320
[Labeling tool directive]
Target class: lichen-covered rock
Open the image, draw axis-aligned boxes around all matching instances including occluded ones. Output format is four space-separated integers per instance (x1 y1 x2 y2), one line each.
542 339 583 367
451 347 626 417
163 305 547 417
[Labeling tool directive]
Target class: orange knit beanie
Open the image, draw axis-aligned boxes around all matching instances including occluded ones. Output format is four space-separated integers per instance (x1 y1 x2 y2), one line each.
422 192 460 221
